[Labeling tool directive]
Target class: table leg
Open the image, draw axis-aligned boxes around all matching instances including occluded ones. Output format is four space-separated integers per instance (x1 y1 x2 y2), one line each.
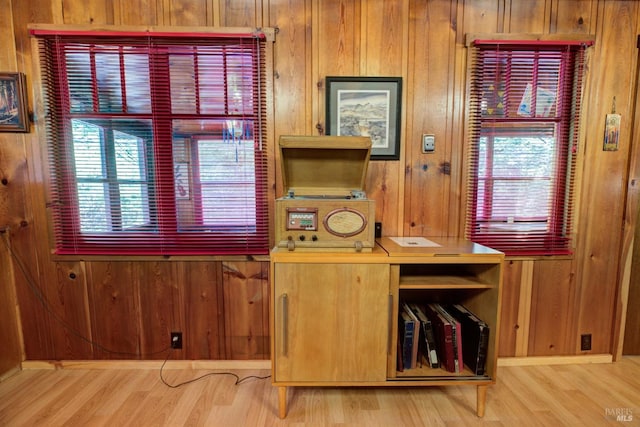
278 386 287 418
477 385 487 417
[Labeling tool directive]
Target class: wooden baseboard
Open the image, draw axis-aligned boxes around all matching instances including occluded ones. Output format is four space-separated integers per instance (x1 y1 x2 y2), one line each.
21 355 613 371
21 360 271 370
0 366 22 382
498 354 613 366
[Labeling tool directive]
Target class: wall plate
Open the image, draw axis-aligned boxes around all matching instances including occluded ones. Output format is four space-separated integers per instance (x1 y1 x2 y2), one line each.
422 134 435 153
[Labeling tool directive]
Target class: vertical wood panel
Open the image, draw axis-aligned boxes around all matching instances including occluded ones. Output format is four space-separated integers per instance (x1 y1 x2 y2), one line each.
528 260 574 356
0 135 27 229
136 262 180 359
0 234 23 375
498 260 523 357
404 0 457 238
515 260 533 356
458 0 503 240
113 0 159 25
621 5 640 356
623 205 640 354
0 0 17 67
17 0 83 365
165 0 208 26
62 0 114 24
222 261 269 359
574 0 639 354
270 0 312 197
180 261 225 359
316 0 360 77
551 0 596 33
220 0 260 27
11 253 54 360
87 262 141 358
361 0 404 75
360 0 405 236
2 0 57 365
51 261 93 359
506 0 549 33
314 0 360 156
462 0 503 34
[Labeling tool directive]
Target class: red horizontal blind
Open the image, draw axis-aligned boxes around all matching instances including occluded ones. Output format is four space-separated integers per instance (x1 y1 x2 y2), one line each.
36 31 269 255
465 40 589 255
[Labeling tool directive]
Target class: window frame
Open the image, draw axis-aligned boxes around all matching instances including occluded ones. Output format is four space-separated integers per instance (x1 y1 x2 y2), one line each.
70 119 155 233
33 26 274 256
464 35 593 256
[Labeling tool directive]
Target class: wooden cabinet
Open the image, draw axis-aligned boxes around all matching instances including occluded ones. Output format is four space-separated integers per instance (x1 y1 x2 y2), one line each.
273 261 389 382
270 237 503 418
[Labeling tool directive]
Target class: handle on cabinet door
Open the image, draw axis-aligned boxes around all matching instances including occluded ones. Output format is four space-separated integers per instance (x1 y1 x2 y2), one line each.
281 293 288 356
388 294 393 355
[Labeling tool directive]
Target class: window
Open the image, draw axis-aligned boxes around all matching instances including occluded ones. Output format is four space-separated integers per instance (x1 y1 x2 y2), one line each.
34 29 271 255
465 38 591 255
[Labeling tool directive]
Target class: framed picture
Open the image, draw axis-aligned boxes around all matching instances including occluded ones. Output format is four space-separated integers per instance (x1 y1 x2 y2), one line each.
603 113 621 152
325 76 402 160
0 72 30 133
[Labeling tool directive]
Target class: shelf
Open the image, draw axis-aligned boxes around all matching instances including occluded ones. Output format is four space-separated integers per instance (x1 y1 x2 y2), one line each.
398 274 495 289
394 364 489 380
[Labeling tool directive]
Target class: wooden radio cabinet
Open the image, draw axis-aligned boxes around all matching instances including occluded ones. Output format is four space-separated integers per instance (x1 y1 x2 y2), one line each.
269 237 504 418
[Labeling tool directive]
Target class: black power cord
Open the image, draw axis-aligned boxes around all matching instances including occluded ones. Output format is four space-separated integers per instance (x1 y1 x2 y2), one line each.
159 349 271 388
1 228 167 357
2 228 272 387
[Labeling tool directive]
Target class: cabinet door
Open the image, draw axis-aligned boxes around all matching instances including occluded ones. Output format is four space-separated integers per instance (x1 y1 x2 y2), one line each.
274 263 389 382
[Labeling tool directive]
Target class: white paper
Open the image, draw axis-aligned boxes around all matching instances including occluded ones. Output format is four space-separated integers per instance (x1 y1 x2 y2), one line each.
389 237 441 247
517 83 556 117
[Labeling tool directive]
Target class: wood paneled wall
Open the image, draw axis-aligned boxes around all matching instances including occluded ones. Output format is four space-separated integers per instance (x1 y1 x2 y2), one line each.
1 0 639 370
0 0 28 376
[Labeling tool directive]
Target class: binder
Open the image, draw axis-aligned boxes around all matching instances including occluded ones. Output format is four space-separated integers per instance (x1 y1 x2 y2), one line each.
409 303 439 368
399 309 416 370
401 302 421 369
447 304 490 376
433 304 462 373
424 303 456 373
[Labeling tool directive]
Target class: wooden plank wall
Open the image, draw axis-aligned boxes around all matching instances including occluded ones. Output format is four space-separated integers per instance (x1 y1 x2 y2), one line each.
0 0 28 376
0 0 639 369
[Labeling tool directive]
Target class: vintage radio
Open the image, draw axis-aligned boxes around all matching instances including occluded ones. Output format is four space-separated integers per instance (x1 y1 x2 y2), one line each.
276 135 376 252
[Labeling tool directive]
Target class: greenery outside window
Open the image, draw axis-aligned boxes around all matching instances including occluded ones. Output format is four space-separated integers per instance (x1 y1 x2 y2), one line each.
465 37 591 255
34 29 271 255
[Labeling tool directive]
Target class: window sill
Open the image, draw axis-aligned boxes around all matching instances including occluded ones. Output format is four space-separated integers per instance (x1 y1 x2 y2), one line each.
504 253 574 262
48 253 271 263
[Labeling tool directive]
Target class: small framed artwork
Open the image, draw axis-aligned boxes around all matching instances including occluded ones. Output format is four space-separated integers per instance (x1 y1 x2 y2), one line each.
326 76 402 160
0 72 30 133
603 113 621 151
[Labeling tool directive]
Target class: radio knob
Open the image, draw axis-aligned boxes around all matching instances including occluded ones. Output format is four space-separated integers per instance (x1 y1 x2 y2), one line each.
299 235 306 241
311 235 318 241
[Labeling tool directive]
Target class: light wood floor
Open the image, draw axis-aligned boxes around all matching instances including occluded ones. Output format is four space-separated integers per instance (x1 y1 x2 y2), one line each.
1 357 639 426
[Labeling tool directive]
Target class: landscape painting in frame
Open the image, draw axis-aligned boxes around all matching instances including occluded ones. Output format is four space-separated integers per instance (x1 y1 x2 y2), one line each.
326 77 402 160
0 72 30 133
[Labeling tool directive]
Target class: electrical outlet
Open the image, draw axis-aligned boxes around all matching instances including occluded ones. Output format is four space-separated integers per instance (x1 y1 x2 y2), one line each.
580 333 592 351
171 332 183 349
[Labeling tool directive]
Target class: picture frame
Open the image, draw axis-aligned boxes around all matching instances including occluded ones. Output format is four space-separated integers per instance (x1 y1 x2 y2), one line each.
0 72 30 133
325 76 402 160
603 113 621 152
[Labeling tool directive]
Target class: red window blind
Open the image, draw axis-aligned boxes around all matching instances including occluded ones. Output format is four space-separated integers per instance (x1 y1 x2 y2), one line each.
34 30 270 255
465 39 591 256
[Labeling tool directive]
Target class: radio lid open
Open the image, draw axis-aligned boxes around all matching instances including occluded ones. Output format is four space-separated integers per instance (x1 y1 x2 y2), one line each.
278 135 372 198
